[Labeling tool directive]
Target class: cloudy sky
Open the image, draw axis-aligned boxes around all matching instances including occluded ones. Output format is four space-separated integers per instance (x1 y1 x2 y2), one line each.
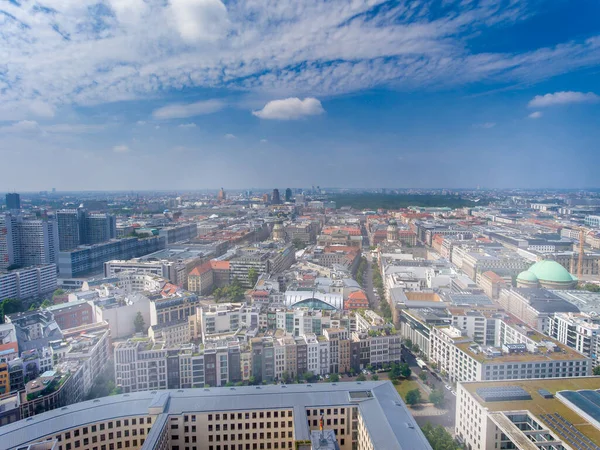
1 0 599 191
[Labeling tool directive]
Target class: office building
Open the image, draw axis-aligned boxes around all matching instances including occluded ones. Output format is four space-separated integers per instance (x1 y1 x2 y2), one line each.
159 222 198 244
497 288 579 333
58 236 165 277
272 188 281 205
285 188 292 202
456 377 600 450
56 209 117 251
230 244 294 287
549 312 600 367
429 322 591 384
0 264 57 301
5 193 20 210
0 382 431 450
0 214 59 269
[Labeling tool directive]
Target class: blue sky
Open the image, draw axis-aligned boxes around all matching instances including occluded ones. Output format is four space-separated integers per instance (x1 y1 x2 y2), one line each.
1 0 599 191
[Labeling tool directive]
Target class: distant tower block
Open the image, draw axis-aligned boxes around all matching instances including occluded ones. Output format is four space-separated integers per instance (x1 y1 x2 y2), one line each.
272 220 285 241
218 188 226 202
272 189 281 205
387 219 398 242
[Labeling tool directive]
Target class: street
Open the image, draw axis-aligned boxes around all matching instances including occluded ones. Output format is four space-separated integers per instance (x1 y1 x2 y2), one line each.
401 347 456 430
363 254 380 310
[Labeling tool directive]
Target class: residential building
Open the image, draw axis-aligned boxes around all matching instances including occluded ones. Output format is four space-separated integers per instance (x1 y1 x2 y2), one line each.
5 310 63 352
0 382 431 450
0 265 57 301
0 214 59 270
188 261 214 295
46 300 94 330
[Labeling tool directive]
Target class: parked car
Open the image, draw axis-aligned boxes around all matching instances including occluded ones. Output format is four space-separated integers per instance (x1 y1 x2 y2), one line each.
445 384 452 391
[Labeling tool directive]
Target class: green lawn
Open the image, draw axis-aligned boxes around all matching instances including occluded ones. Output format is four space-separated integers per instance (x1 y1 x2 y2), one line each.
395 378 428 403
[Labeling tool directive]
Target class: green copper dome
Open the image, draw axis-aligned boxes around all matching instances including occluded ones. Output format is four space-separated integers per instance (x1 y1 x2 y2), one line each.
525 260 577 283
516 270 538 283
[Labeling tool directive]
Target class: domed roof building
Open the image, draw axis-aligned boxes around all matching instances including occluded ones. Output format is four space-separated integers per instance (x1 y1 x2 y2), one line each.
516 260 578 290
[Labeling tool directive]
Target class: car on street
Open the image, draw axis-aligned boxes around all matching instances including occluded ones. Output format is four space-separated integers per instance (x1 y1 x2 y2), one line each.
445 384 452 391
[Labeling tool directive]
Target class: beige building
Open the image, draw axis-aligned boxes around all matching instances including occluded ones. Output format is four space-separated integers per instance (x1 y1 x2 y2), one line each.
0 382 432 450
456 377 600 450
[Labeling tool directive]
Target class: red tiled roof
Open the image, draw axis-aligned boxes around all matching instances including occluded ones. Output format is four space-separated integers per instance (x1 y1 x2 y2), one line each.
0 342 18 355
190 261 212 276
210 260 230 270
348 290 367 300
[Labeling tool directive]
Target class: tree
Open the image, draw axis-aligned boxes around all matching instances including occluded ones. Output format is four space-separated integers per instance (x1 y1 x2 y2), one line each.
303 372 317 383
405 389 422 406
52 288 65 298
412 344 421 355
419 372 428 382
281 371 291 384
429 389 445 408
248 376 257 386
0 298 24 323
389 364 402 380
371 374 379 381
134 311 146 333
421 423 460 450
356 373 366 381
248 268 259 287
40 299 52 309
329 373 340 382
404 339 413 350
399 363 411 379
584 283 600 292
593 366 600 376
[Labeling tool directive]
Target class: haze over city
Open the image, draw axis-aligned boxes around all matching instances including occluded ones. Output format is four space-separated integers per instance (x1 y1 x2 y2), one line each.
1 0 600 190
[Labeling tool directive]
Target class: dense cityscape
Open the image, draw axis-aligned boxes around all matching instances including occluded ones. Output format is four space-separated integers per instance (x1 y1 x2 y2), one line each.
2 0 600 448
0 188 600 450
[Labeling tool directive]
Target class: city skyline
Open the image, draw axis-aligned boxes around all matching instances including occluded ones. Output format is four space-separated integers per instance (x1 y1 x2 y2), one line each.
1 0 599 190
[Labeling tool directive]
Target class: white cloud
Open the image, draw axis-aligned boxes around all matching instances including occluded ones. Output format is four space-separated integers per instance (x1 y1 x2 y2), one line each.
0 120 40 133
0 0 599 115
528 111 543 119
170 0 229 42
136 121 147 126
473 122 496 129
28 101 55 118
113 144 130 153
528 91 600 108
44 124 105 133
178 123 197 128
153 100 226 119
260 138 268 143
224 133 236 139
253 98 325 120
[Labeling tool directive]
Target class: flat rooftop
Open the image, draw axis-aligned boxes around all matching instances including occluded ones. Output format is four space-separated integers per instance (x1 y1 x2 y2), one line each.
461 377 600 446
0 382 431 450
455 339 586 363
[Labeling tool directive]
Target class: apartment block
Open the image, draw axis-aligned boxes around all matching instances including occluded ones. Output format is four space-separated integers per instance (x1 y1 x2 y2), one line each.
0 264 57 301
